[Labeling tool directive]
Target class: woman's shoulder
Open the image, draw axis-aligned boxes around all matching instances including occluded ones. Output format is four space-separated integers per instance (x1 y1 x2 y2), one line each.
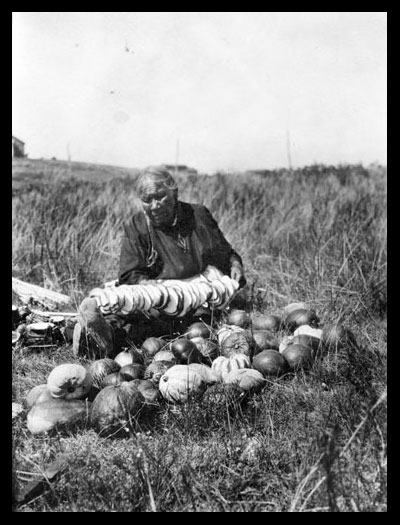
180 201 211 217
122 207 147 235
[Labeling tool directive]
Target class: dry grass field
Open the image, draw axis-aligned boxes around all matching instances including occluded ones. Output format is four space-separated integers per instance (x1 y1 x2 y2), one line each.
12 157 387 512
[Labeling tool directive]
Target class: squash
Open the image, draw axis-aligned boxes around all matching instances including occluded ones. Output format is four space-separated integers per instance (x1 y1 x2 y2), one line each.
251 314 282 332
217 324 245 346
114 348 144 368
186 321 212 340
24 384 52 409
220 330 254 358
282 344 314 371
170 338 203 364
285 309 320 332
223 368 266 394
190 337 219 364
131 379 161 405
90 382 145 436
152 350 176 365
290 334 324 356
159 364 207 403
187 363 218 385
144 360 174 385
141 337 166 358
226 309 251 328
284 302 309 315
211 354 251 383
252 330 280 354
87 358 121 390
252 350 289 377
293 325 323 339
101 372 125 388
27 398 91 435
321 323 357 350
47 363 93 400
119 363 145 381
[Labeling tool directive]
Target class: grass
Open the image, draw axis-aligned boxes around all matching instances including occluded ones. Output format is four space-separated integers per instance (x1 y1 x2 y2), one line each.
12 158 387 512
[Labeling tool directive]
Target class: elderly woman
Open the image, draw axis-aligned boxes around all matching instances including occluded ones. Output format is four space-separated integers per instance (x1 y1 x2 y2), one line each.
73 165 246 357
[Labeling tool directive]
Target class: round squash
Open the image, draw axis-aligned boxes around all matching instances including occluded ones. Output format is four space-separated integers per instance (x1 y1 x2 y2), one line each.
290 334 324 356
101 372 125 388
87 358 121 390
114 348 144 368
170 338 203 364
144 360 174 385
131 379 161 406
211 354 251 382
220 330 254 358
186 321 212 340
252 350 289 377
321 323 357 350
159 364 207 403
226 309 251 328
223 368 266 394
190 337 219 364
119 363 145 381
141 337 166 358
217 324 245 346
27 398 90 435
47 363 93 400
252 330 280 354
90 382 145 436
251 314 282 332
24 384 51 409
152 349 176 365
285 309 320 332
282 343 314 371
187 363 218 385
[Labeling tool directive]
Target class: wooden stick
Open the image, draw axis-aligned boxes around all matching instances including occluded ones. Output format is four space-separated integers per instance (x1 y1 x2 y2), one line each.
12 278 71 307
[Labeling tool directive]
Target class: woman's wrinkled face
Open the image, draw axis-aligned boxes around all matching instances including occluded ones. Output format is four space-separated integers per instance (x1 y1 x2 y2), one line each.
139 181 177 227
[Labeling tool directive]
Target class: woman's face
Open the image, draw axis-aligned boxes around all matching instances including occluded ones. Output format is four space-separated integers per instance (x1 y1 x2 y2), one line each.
140 182 177 227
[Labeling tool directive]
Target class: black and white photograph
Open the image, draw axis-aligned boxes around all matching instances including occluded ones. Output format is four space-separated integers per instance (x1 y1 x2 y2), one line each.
12 12 387 512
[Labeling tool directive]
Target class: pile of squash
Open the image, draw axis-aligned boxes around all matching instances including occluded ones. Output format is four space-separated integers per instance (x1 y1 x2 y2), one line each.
24 302 357 437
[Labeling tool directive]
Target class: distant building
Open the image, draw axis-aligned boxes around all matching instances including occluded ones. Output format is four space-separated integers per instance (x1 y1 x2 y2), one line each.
12 136 25 158
163 164 198 176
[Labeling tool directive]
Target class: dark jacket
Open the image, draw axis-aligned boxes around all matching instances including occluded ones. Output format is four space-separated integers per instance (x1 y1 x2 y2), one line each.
118 201 243 285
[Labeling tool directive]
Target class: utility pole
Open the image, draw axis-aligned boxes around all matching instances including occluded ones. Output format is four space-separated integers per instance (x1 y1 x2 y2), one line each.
286 130 292 171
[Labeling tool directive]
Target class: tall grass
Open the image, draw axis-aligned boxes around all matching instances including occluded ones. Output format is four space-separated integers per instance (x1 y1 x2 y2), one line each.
12 160 387 512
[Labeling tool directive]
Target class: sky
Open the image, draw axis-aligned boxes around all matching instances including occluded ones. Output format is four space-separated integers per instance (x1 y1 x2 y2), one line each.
12 12 387 173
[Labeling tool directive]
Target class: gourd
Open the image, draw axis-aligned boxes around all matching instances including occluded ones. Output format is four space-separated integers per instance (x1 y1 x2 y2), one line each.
251 314 282 332
170 338 203 364
220 330 254 358
285 309 320 333
141 337 166 358
47 363 93 400
27 398 90 435
186 322 212 340
223 368 266 394
252 350 289 377
281 344 314 371
144 360 174 385
187 363 218 385
190 337 219 364
252 330 280 353
158 364 207 403
114 348 144 368
211 354 251 382
226 309 251 329
152 350 176 365
131 379 161 405
87 358 121 390
24 384 52 409
90 382 145 436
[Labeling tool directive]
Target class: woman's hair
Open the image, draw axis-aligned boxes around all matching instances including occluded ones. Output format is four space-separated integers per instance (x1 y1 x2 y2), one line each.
136 165 178 197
